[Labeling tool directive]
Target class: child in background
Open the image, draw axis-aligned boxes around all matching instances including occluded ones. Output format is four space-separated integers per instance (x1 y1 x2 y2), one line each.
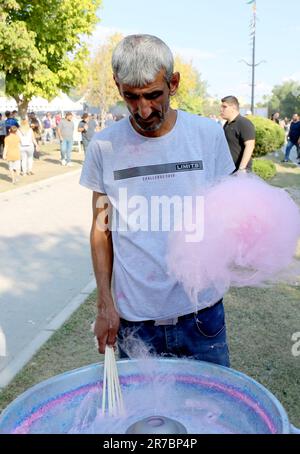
3 126 21 184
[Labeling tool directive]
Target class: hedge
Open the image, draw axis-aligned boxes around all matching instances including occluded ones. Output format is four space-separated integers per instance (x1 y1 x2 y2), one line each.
247 115 285 157
253 158 277 180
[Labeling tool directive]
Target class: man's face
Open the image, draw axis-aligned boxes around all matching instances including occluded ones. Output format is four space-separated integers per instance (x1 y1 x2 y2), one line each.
292 114 299 122
115 70 179 134
220 102 237 120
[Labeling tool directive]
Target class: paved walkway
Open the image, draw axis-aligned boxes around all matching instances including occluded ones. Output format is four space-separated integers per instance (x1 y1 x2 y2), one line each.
0 170 95 387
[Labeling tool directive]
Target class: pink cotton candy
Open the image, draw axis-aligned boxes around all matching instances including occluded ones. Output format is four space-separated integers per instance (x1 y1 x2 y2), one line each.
167 174 300 307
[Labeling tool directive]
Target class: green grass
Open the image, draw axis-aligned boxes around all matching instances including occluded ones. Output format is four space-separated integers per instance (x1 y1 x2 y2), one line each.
0 291 101 414
226 285 300 427
255 150 300 188
271 169 300 189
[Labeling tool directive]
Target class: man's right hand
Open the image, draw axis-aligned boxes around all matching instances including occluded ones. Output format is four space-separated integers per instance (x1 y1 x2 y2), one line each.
94 297 120 354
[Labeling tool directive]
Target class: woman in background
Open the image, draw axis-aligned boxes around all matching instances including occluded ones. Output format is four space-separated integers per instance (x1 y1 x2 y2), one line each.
3 126 21 184
18 119 39 175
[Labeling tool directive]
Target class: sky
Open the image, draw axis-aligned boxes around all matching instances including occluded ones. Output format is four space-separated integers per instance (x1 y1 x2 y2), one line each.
89 0 300 104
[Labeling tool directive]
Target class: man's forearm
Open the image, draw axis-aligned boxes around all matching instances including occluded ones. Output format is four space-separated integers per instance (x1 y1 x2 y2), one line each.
239 141 255 169
90 224 114 311
90 212 119 353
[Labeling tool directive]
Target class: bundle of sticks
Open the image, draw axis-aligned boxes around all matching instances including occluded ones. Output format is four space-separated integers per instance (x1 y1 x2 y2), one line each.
102 346 125 417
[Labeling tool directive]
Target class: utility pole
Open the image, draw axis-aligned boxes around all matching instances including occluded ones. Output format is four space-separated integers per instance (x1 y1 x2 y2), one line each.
250 0 257 114
240 0 265 114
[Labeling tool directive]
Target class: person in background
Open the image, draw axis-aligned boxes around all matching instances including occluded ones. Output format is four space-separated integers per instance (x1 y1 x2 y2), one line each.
51 114 57 139
12 110 20 124
5 111 19 135
283 114 300 163
220 96 256 172
3 125 21 184
55 112 62 128
283 117 291 143
89 114 100 132
57 112 74 166
18 119 38 175
29 112 42 159
271 112 280 124
71 114 82 153
78 113 94 155
42 112 53 143
0 113 6 158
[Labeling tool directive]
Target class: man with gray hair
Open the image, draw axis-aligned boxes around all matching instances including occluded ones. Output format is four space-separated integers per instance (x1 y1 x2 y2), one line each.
80 35 235 366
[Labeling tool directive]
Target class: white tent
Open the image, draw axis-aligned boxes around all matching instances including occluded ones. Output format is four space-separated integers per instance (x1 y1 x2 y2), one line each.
0 92 83 114
47 92 84 113
0 96 17 111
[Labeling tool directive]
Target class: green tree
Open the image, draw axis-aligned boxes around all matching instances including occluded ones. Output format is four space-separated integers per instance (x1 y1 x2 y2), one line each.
265 81 300 118
171 56 207 114
202 97 221 117
81 33 123 126
0 0 101 116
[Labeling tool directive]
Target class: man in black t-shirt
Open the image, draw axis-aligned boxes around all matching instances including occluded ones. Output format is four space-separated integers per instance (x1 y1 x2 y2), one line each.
78 113 97 155
220 96 256 172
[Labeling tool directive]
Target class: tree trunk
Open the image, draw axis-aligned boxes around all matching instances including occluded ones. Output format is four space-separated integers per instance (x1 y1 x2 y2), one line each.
14 96 29 119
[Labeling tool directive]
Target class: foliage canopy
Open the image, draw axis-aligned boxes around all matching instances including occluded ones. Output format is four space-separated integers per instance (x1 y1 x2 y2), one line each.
0 0 101 115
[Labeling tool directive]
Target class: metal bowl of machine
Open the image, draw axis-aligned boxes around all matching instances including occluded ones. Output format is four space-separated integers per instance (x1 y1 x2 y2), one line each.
0 359 299 434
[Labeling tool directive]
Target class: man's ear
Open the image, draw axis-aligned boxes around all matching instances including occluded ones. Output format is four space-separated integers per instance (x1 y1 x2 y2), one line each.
169 72 180 96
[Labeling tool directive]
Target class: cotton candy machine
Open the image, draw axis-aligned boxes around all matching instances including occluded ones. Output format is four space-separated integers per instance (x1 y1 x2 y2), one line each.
0 359 299 434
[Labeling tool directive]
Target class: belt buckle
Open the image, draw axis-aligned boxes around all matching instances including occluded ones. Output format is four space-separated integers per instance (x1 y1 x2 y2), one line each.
154 317 178 326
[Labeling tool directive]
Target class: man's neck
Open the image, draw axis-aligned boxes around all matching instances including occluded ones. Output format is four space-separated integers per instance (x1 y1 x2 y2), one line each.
227 112 240 124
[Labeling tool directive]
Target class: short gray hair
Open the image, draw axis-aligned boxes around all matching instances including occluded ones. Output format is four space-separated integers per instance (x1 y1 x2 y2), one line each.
112 34 174 87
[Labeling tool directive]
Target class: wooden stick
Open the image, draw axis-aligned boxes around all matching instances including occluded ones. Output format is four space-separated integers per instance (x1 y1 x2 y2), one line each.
102 345 124 417
101 348 107 415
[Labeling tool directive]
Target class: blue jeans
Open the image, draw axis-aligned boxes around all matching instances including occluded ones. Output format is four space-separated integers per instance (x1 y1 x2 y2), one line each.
82 138 90 155
117 300 230 367
285 140 300 161
60 139 73 163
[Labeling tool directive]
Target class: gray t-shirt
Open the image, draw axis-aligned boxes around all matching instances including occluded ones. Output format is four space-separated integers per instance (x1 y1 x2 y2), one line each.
58 118 74 140
78 120 96 142
80 110 235 321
